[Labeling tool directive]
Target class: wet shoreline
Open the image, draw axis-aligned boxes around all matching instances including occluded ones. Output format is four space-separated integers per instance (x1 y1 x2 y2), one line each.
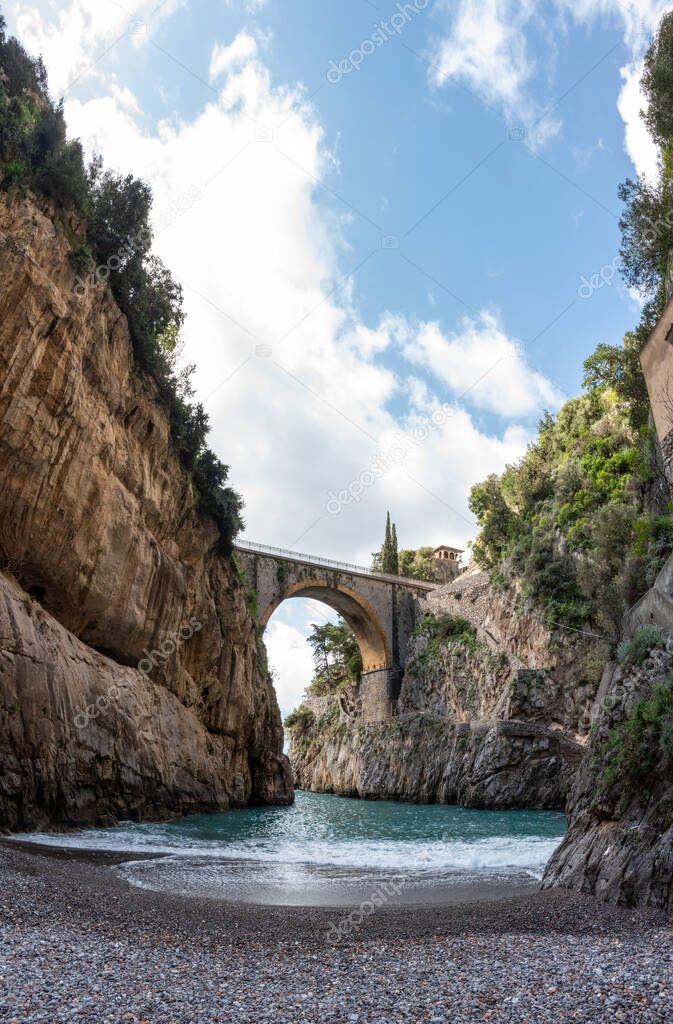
2 836 539 907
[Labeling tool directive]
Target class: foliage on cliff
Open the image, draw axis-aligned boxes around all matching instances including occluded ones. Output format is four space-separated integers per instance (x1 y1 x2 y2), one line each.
284 619 361 745
413 612 478 657
619 11 673 303
398 547 440 581
305 620 362 697
409 611 508 684
283 703 315 731
468 390 669 635
599 668 673 793
0 13 242 553
469 16 673 639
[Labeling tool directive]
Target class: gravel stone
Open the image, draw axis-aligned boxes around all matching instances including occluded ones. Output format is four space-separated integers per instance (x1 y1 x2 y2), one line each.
0 843 671 1023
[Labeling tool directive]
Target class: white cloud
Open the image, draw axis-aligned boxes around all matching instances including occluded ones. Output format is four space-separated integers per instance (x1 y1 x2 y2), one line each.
225 0 271 13
11 0 179 96
560 2 669 179
265 599 335 722
558 2 668 180
557 0 666 51
429 0 560 148
210 32 258 80
109 84 142 117
617 60 661 183
431 0 670 167
398 311 563 418
62 49 541 552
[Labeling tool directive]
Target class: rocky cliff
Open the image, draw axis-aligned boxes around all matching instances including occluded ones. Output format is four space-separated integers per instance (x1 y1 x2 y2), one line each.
0 192 292 829
543 558 673 914
290 711 583 808
418 567 606 737
289 567 598 809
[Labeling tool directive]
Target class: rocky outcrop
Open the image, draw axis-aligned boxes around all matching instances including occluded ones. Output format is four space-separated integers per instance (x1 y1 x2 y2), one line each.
422 568 606 739
0 193 292 828
289 569 600 809
543 575 673 913
291 711 583 808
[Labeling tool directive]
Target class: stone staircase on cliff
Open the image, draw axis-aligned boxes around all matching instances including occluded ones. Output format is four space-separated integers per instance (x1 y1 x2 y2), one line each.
422 567 529 674
624 550 673 636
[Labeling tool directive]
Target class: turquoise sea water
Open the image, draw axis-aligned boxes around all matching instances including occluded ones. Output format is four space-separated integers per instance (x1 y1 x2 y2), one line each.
15 792 566 905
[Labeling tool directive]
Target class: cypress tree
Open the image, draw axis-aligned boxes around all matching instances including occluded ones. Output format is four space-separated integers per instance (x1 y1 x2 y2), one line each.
372 511 400 574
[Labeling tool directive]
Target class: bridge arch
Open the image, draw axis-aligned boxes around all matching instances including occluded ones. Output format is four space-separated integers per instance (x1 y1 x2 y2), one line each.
235 542 437 721
259 579 390 672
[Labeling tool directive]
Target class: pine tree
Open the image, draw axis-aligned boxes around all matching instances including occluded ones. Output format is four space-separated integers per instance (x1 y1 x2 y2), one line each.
390 522 399 575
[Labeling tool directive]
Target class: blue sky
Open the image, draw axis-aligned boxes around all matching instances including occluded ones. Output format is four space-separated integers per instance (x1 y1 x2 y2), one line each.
6 0 668 717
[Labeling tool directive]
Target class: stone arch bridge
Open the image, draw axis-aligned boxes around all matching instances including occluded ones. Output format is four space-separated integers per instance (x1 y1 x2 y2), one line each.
234 540 438 721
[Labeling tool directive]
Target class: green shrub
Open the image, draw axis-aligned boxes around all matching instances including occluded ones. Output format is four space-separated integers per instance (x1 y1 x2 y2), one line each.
316 703 339 730
284 704 315 732
468 384 669 635
412 612 495 670
414 612 476 644
69 242 92 275
633 514 673 589
616 624 665 666
1 157 27 186
600 678 673 788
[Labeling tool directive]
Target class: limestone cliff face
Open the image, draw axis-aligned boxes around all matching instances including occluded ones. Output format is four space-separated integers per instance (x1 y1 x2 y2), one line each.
289 568 597 809
291 712 583 809
543 561 673 913
543 647 673 914
0 193 292 829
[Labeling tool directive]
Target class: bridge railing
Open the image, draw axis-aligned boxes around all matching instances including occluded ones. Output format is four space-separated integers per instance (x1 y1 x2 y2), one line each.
234 539 438 589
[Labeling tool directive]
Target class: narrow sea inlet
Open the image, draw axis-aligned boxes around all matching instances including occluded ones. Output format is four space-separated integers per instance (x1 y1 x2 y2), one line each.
14 792 566 907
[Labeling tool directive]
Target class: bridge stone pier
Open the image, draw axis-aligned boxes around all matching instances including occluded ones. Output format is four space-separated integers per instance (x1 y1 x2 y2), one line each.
234 541 437 722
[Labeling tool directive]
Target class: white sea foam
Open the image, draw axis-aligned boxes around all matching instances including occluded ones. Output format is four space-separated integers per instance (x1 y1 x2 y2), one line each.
11 792 566 896
11 831 562 876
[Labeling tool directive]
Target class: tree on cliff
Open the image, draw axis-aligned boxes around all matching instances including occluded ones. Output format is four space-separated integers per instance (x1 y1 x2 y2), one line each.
371 511 399 575
306 620 362 696
398 547 440 582
585 13 673 436
616 12 673 307
0 17 86 210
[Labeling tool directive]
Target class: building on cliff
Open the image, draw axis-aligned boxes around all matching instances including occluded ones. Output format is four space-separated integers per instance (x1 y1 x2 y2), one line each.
640 295 673 485
433 545 464 581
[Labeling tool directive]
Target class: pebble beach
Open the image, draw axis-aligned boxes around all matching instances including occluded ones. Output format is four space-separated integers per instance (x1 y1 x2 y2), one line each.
1 843 671 1023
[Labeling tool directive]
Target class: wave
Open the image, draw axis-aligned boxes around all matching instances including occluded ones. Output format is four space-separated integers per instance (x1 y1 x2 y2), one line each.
11 831 562 877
